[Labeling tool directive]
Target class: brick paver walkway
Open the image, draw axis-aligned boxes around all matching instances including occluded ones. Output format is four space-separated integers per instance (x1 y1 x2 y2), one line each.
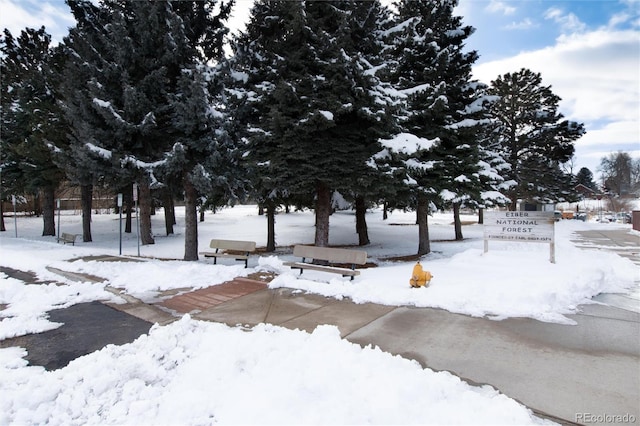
158 277 267 314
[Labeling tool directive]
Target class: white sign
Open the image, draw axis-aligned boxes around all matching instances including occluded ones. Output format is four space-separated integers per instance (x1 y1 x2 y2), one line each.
484 211 554 242
483 211 556 263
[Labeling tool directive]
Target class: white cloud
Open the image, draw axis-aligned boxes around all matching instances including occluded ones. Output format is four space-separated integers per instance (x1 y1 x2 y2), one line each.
504 18 537 30
608 11 633 28
475 30 638 120
573 120 640 175
544 7 587 33
473 28 639 175
485 0 516 15
0 0 75 44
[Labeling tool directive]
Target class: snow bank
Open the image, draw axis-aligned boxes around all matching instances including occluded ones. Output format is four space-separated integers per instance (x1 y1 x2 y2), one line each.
0 318 550 425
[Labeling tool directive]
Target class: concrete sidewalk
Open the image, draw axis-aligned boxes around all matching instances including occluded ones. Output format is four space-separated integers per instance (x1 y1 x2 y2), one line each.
15 227 640 425
146 227 640 424
182 284 638 426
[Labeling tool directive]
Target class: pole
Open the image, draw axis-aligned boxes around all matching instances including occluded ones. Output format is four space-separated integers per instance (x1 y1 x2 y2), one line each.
117 193 123 255
56 198 61 241
12 195 17 238
133 183 139 256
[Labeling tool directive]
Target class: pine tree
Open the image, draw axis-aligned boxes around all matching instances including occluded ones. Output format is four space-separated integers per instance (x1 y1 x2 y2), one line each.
332 0 398 246
376 0 483 252
487 68 585 209
62 0 179 244
1 27 67 237
59 0 119 242
575 167 597 191
231 1 395 248
61 0 234 253
228 0 297 251
158 0 236 261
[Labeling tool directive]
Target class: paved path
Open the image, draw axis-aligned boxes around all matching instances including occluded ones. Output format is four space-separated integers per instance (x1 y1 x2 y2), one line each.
4 226 638 425
572 228 640 313
165 226 640 425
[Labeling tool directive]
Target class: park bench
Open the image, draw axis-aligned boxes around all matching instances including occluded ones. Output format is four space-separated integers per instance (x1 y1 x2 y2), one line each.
200 239 256 268
283 245 367 281
57 232 78 245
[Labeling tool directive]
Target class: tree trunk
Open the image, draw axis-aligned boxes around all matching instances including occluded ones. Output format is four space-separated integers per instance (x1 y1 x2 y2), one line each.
183 179 198 261
32 192 41 217
138 179 155 245
314 182 331 247
453 202 463 241
162 188 174 235
383 202 388 220
417 194 430 255
355 196 370 246
81 184 93 242
199 208 204 222
266 202 276 252
478 207 484 224
41 187 56 236
0 199 5 231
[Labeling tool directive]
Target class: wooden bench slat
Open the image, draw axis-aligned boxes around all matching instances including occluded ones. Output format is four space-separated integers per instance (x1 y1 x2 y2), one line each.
283 261 360 276
200 252 249 260
201 239 256 268
209 239 256 252
292 245 367 265
57 233 77 245
286 245 367 280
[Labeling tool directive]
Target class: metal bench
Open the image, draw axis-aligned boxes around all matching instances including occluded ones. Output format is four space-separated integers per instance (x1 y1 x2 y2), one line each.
199 239 256 268
57 232 78 245
283 245 367 281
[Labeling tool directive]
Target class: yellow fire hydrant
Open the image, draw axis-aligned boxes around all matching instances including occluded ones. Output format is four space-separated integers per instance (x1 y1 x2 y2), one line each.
409 261 432 288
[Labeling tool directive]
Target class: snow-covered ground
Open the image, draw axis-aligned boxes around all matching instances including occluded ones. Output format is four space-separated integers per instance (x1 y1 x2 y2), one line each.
1 205 638 425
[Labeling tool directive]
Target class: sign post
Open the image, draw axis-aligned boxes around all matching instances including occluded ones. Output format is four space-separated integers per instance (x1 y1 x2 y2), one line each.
133 183 139 257
56 198 61 241
483 211 556 263
117 193 123 255
12 195 17 238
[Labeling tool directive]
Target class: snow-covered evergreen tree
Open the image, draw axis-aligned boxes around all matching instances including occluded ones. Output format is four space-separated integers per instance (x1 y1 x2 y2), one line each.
332 0 399 246
156 0 237 261
1 27 67 236
374 0 484 253
231 0 396 248
61 0 235 258
487 68 585 209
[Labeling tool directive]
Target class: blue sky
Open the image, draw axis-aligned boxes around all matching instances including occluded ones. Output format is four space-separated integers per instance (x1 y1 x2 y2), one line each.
1 0 638 182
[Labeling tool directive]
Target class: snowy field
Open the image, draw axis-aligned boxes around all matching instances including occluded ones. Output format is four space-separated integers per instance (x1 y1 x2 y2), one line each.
1 205 638 425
